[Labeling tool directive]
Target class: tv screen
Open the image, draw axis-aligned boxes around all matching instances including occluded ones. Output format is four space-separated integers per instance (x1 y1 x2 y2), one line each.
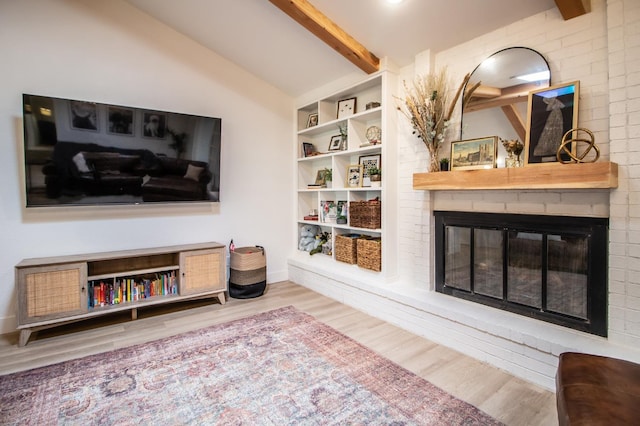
23 94 221 207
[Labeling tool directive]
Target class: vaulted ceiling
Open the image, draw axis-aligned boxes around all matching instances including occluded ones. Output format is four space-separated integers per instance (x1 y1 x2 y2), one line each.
126 0 578 97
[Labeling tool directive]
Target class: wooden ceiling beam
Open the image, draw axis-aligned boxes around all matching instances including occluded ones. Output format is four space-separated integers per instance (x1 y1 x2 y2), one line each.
554 0 590 20
268 0 379 74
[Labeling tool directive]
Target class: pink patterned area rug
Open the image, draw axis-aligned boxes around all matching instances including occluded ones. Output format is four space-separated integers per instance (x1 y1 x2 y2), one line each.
0 306 502 425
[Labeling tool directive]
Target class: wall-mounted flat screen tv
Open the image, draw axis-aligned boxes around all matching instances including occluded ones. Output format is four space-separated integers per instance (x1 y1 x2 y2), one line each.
23 94 221 207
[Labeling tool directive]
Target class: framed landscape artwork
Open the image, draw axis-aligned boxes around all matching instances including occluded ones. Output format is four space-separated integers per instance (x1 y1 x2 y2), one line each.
525 81 580 165
450 136 498 171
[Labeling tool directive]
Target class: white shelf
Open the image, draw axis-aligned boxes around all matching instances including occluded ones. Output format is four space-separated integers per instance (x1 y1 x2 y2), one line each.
294 71 398 279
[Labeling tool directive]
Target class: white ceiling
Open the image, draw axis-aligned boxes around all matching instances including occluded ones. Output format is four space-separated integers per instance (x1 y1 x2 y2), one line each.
126 0 558 98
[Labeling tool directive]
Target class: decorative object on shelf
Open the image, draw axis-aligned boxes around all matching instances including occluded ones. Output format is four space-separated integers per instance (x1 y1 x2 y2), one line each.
397 68 477 173
359 154 381 187
336 200 348 224
557 128 600 164
321 235 332 255
321 200 337 223
338 123 348 150
304 208 319 221
298 224 321 252
357 237 382 271
366 101 381 110
501 138 524 168
306 113 318 128
369 167 381 187
349 198 381 229
302 142 316 157
450 136 498 171
346 164 363 188
525 80 580 165
439 158 449 171
319 167 332 188
310 231 331 255
337 97 357 119
335 234 360 264
328 134 342 151
365 125 382 146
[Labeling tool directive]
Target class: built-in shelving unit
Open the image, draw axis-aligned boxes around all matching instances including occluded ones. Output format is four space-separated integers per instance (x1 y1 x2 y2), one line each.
15 242 226 346
293 71 398 279
413 161 618 191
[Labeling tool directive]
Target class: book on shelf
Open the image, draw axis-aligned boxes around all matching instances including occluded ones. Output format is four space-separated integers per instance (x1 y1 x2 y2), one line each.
307 184 325 189
321 200 337 223
303 215 319 221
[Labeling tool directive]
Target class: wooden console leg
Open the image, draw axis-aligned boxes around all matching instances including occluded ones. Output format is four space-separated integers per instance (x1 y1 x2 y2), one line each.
131 308 138 320
18 329 32 347
218 292 226 305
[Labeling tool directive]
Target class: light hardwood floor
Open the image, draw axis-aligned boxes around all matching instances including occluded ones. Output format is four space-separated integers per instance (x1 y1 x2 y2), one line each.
0 281 557 425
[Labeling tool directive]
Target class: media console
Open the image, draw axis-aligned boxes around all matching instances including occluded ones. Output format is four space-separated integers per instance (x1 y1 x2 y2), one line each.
16 242 227 346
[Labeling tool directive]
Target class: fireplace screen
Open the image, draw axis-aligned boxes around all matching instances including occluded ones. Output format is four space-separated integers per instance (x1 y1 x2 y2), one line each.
436 211 607 336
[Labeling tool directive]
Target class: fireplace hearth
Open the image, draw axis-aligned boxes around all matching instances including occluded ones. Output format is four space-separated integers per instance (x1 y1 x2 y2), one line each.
434 211 608 336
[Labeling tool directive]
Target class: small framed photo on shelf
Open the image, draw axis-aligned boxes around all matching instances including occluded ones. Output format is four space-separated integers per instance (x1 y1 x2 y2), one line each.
337 97 356 119
315 169 330 186
359 154 381 187
306 113 318 128
346 164 363 188
302 142 315 157
328 135 343 151
525 80 580 165
450 136 498 171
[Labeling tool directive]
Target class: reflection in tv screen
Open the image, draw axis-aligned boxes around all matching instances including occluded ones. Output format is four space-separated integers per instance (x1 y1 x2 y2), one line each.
23 94 221 207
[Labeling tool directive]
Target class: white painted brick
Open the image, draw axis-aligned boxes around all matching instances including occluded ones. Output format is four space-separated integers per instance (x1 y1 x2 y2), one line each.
628 282 640 296
625 294 640 310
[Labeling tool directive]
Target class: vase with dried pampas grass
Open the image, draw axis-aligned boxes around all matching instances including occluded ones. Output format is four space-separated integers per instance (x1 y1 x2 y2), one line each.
397 68 479 172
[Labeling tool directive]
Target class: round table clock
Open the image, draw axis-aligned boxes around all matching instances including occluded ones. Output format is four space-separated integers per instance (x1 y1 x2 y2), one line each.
366 125 381 145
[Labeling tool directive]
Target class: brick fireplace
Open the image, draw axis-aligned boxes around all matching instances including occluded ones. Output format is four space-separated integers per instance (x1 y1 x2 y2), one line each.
434 211 608 336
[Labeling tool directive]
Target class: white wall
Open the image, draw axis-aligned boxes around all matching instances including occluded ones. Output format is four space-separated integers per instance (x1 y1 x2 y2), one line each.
0 0 293 333
291 0 640 391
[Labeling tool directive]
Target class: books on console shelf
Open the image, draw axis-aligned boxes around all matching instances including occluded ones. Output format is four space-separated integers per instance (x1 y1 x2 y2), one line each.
307 184 326 189
303 215 319 221
88 271 178 308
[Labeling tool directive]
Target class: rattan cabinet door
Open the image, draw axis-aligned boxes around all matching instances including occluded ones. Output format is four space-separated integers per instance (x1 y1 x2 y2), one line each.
179 248 226 296
17 262 88 325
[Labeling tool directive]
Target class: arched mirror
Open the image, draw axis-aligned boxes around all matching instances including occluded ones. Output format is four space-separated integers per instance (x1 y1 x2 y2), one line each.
460 47 550 155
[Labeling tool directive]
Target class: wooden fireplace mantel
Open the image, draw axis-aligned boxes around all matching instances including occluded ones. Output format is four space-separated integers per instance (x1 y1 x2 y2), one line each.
413 161 618 191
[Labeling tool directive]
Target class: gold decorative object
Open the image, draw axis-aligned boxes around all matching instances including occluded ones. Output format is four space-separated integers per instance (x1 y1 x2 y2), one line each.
557 128 600 164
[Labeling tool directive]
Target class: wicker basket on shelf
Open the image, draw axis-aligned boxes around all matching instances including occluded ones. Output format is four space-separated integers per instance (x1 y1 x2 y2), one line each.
335 234 360 264
349 199 381 229
357 237 381 271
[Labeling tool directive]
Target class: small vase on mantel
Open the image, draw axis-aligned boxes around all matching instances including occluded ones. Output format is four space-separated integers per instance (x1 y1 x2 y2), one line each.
502 139 524 168
428 145 441 173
